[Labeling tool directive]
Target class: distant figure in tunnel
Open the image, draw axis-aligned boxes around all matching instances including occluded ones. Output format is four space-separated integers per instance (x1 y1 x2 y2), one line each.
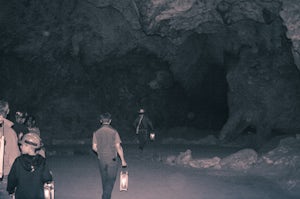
92 112 127 199
0 100 20 199
133 108 154 151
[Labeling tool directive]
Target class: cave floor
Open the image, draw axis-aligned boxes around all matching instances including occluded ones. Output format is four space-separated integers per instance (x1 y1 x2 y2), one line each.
47 143 298 199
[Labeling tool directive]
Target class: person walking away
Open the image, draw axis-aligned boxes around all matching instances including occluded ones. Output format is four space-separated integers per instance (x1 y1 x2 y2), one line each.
133 108 154 151
12 111 28 140
7 133 53 199
0 100 20 199
92 112 127 199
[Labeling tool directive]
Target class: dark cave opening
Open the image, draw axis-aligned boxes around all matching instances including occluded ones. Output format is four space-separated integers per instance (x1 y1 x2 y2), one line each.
169 32 230 135
186 63 229 132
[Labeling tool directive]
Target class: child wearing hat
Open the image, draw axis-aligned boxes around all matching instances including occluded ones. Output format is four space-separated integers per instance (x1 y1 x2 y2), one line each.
6 133 53 199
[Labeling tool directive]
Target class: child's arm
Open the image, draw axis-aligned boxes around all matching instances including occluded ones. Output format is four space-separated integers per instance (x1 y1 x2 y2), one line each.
42 160 53 183
7 159 18 194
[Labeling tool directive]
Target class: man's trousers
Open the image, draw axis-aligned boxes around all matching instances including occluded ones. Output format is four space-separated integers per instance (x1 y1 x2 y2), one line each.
98 157 118 199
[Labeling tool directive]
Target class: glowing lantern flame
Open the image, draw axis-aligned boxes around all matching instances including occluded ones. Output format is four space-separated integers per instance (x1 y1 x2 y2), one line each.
150 132 155 141
44 181 55 199
120 171 128 191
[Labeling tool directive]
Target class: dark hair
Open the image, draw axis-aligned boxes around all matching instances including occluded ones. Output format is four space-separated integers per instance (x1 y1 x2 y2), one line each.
26 115 37 127
27 115 36 121
100 112 111 120
0 100 9 116
15 111 27 119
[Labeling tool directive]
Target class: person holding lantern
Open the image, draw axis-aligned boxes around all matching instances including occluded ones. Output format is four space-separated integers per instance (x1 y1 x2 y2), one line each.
6 133 53 199
133 108 154 151
92 112 127 199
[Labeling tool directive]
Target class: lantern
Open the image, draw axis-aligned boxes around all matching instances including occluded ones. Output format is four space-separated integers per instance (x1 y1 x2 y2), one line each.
120 170 128 191
150 132 155 141
44 181 55 199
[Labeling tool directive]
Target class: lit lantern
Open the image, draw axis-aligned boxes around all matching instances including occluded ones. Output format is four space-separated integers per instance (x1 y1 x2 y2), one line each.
120 170 128 191
150 132 155 141
44 181 55 199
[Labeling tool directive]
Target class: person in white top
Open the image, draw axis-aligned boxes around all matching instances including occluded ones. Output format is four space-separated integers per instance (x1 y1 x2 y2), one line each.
0 100 20 199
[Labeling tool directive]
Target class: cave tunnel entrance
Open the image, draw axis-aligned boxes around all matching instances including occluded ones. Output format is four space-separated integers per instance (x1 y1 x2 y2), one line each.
187 62 229 132
95 48 229 138
174 32 229 135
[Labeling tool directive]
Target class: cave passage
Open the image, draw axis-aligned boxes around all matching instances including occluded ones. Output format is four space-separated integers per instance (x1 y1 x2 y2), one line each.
186 63 228 131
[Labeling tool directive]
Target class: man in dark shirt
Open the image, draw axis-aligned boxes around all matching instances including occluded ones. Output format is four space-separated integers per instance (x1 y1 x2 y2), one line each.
133 108 154 151
92 112 127 199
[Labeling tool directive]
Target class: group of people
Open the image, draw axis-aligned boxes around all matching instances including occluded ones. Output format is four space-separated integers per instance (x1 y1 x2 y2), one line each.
0 98 154 199
13 111 45 158
14 111 41 140
0 100 52 199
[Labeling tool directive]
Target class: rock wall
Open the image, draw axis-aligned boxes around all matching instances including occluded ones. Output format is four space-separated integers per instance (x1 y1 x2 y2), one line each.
280 0 300 70
0 0 299 143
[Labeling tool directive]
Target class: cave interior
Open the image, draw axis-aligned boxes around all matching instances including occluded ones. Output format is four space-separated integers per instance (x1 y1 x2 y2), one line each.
1 0 300 148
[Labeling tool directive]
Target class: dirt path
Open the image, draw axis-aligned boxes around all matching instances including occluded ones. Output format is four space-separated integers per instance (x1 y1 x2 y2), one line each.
47 144 297 199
